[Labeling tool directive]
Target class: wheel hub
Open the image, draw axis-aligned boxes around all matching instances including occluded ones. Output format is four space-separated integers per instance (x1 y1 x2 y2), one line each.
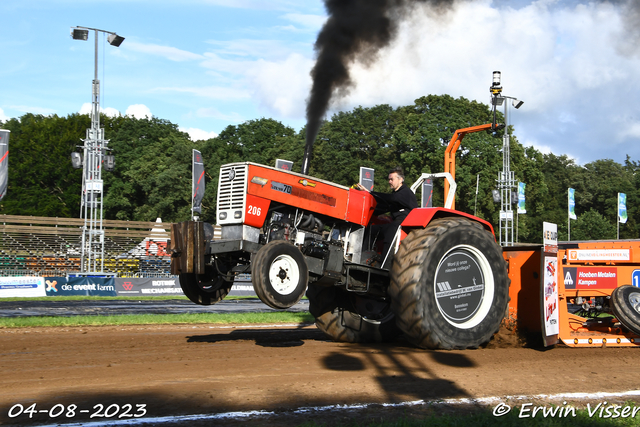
268 254 300 296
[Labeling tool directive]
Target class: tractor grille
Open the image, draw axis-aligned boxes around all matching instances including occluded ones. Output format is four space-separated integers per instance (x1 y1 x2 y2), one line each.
217 164 248 225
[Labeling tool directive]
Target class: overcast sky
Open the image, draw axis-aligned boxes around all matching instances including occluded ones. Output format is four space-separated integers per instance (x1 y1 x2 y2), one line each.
1 0 639 165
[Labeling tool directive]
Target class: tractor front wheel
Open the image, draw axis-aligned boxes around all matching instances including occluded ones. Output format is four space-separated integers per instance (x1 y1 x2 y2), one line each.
389 217 509 349
252 240 309 309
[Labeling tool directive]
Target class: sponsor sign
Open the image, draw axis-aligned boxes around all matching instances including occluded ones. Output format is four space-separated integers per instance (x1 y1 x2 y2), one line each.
567 249 630 262
359 167 375 192
115 278 182 296
543 222 558 254
541 222 559 344
434 251 485 324
228 274 257 297
542 256 559 335
563 267 617 290
45 277 117 296
0 276 46 298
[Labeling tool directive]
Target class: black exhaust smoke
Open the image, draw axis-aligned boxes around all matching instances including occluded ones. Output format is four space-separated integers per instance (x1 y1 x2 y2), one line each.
301 0 456 175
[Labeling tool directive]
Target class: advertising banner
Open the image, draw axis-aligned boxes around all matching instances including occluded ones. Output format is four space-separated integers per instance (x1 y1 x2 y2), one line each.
227 274 257 297
568 188 576 220
0 130 9 201
517 182 526 214
0 276 46 298
562 266 618 290
359 167 374 192
44 277 117 296
275 159 294 171
114 278 183 296
567 249 630 262
192 150 205 214
541 222 559 345
619 193 628 224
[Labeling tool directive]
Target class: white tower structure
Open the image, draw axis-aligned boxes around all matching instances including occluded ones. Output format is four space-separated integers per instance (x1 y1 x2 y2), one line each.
70 26 124 273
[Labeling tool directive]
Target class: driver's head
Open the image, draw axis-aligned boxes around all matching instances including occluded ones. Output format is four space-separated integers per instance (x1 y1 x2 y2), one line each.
388 166 404 191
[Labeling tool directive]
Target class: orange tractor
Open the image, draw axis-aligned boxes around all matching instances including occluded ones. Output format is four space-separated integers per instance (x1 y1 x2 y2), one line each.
171 118 640 349
171 123 512 350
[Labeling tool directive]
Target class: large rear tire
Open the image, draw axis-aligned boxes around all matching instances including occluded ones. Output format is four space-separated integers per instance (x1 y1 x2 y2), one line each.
389 217 509 349
306 284 399 343
611 285 640 336
252 240 309 309
179 264 232 305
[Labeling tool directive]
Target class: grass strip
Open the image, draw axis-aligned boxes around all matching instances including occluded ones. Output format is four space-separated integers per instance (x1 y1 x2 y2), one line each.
0 311 315 328
298 402 640 426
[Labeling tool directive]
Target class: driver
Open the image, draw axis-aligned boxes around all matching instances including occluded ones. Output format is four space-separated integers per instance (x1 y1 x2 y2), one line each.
356 166 418 265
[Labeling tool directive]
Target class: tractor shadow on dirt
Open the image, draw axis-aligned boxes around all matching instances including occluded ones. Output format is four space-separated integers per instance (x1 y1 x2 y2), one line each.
186 326 327 348
320 342 476 403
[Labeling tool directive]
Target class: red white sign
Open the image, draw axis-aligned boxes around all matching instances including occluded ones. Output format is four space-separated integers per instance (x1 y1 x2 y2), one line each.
575 267 618 289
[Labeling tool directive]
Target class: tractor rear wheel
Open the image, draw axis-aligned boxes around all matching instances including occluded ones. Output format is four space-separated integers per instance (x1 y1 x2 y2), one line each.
306 284 399 343
179 264 232 305
611 285 640 336
389 217 509 349
252 240 309 309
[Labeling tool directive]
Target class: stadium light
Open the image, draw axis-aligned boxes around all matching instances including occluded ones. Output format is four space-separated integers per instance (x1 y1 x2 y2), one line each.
70 26 124 275
71 28 89 41
512 98 524 109
107 33 125 47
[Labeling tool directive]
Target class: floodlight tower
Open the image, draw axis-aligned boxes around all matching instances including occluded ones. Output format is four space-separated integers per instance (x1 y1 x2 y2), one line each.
70 26 124 274
490 71 523 247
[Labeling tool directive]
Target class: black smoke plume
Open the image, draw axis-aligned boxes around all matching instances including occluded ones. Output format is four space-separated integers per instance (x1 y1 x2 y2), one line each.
300 0 639 175
301 0 455 174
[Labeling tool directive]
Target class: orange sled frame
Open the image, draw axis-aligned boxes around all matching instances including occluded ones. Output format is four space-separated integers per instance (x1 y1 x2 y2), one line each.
503 241 640 348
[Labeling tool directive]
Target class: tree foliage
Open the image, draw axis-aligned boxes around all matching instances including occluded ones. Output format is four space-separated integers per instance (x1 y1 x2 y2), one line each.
1 95 638 242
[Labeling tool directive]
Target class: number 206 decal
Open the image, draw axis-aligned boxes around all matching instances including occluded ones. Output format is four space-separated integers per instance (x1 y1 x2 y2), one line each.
247 205 262 216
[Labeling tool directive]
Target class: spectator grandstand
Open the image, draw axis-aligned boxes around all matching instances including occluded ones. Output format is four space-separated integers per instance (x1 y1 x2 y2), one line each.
0 215 176 277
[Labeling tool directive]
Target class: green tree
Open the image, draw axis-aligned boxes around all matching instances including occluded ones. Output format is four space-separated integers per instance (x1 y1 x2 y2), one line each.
0 113 89 217
570 209 617 240
312 104 399 188
104 117 194 222
198 118 300 222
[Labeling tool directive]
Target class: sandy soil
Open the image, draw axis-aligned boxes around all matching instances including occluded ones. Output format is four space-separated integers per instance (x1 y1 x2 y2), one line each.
1 324 639 426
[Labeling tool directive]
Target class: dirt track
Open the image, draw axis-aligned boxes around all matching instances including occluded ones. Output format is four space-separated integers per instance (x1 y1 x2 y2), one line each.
1 324 640 426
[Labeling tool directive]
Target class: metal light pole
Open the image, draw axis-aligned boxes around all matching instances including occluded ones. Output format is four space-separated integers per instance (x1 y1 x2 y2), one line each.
490 72 523 247
70 26 124 274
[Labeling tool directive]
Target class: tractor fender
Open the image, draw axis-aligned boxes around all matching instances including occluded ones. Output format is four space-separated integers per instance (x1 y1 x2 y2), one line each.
400 207 495 236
